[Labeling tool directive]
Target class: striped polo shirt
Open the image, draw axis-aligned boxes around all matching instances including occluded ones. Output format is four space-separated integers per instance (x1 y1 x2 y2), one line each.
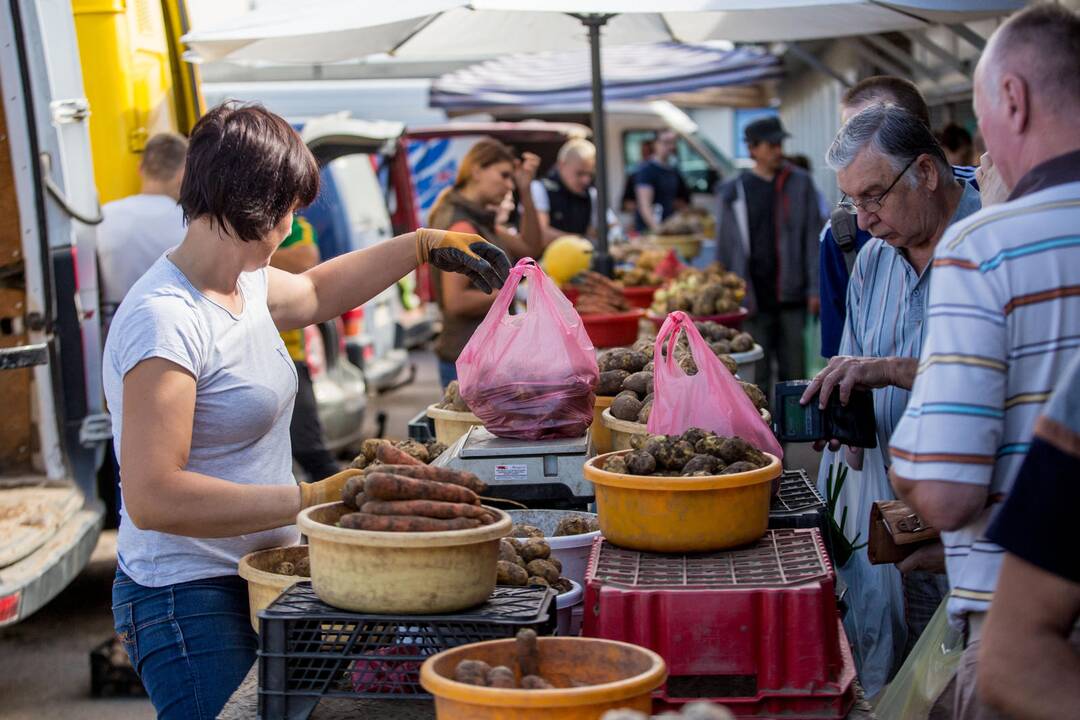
841 181 981 458
890 152 1080 628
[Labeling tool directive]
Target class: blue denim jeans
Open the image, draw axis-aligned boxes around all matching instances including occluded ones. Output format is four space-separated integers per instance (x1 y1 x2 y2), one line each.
112 569 256 720
438 359 458 389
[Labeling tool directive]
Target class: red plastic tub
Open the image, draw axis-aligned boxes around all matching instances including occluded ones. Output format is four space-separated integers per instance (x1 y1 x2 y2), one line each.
620 285 659 309
646 306 749 332
581 309 646 348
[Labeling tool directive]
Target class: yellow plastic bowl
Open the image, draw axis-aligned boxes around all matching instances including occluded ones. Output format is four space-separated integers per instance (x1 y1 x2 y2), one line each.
584 450 781 552
427 403 483 445
297 502 511 614
420 636 666 720
236 545 309 631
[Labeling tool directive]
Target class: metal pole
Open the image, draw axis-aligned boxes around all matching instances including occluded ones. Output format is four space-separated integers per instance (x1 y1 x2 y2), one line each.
577 13 614 277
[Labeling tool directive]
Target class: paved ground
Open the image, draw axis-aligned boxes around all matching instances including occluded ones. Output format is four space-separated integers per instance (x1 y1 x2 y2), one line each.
0 348 823 720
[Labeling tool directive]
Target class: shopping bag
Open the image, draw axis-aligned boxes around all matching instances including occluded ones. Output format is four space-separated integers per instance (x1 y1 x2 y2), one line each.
457 258 599 440
804 314 826 376
647 311 783 458
875 598 963 720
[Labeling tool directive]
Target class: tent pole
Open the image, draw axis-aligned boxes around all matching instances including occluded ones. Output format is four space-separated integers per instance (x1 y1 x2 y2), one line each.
578 13 614 276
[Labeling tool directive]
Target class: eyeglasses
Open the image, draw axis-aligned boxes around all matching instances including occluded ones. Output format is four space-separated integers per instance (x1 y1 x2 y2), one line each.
837 156 917 215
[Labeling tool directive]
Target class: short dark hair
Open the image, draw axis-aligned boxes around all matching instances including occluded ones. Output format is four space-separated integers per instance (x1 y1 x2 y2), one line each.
990 3 1080 108
140 133 188 181
843 75 930 127
179 103 319 242
937 123 973 153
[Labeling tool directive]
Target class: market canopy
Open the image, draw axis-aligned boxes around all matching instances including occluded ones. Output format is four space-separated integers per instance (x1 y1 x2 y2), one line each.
429 43 783 112
182 1 1026 65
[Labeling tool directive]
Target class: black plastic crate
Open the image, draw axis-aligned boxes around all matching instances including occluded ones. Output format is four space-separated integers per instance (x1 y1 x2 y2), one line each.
769 469 827 531
406 409 436 443
257 582 556 720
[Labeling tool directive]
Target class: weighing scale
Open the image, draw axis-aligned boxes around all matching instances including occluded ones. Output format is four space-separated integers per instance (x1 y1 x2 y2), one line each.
433 426 595 509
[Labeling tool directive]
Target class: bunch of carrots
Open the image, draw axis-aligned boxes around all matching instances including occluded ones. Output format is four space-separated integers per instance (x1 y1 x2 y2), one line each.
339 443 495 532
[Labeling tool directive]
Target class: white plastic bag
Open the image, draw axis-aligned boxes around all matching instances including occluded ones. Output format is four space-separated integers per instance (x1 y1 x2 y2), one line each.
817 446 907 698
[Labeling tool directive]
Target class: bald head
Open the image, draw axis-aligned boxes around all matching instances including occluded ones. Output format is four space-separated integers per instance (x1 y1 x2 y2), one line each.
974 3 1080 188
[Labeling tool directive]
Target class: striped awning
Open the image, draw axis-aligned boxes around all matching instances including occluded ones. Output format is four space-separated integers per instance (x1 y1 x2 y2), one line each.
429 43 783 111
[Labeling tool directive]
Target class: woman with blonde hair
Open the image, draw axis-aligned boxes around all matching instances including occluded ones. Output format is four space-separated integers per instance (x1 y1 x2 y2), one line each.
428 138 545 387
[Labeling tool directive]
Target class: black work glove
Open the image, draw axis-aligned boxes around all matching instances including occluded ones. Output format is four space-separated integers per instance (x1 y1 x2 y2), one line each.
415 228 511 294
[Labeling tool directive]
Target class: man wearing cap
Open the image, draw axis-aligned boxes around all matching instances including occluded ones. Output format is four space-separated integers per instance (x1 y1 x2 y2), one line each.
717 116 824 391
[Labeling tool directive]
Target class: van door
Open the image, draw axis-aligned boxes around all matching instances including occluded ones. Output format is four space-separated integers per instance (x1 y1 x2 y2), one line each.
0 0 107 626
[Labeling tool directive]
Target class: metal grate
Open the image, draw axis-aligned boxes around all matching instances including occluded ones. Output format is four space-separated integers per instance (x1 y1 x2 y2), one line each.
593 529 830 589
771 469 825 514
258 582 555 714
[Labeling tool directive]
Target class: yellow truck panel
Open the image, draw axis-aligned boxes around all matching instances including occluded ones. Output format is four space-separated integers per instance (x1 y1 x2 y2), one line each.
72 0 202 204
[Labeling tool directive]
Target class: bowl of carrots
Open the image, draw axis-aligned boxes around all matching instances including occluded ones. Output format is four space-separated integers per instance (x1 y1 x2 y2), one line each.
297 442 511 614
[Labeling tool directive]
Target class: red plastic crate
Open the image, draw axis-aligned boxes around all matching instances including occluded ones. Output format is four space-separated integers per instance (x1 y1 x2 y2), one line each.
583 529 855 718
621 285 659 309
581 309 646 348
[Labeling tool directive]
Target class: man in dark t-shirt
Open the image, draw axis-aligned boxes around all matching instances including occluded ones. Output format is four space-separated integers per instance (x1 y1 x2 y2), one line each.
633 130 690 232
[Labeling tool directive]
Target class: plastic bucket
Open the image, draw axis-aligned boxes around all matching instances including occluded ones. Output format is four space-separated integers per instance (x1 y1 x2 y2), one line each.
420 636 667 720
237 545 309 631
556 580 583 636
730 343 764 384
592 395 615 454
581 309 646 349
506 509 601 588
620 285 659 309
298 502 511 614
584 450 781 553
427 403 483 446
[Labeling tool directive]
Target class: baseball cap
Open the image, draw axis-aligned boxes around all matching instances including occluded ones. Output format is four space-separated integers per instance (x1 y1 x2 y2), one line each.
744 116 790 145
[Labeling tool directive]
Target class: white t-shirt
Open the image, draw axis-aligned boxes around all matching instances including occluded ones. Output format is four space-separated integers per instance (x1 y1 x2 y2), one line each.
529 179 618 239
98 194 187 309
103 255 300 587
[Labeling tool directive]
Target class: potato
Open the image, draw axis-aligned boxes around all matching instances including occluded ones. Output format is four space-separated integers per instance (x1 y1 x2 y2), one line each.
641 435 668 458
681 427 709 447
528 576 550 588
487 665 516 688
274 561 296 576
497 560 529 586
642 360 655 373
637 399 653 424
506 538 523 553
631 338 655 359
294 556 310 577
625 449 657 476
621 371 653 397
610 392 644 421
394 439 429 463
425 441 448 460
361 438 390 463
656 440 695 471
678 354 698 376
681 454 721 476
552 577 574 594
521 675 554 690
715 437 768 466
596 370 631 397
599 348 646 373
695 435 726 458
554 516 591 537
499 539 523 565
526 559 560 584
719 354 738 375
740 381 768 410
548 556 562 573
454 659 491 686
512 524 545 539
604 455 628 474
349 454 369 470
731 332 754 353
520 539 551 562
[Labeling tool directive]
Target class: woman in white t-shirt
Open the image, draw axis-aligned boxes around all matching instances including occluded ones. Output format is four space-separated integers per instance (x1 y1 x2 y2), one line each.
104 103 510 719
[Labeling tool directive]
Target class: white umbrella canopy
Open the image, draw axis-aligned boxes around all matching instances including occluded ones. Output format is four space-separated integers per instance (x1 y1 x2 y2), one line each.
183 0 1024 64
182 0 1023 262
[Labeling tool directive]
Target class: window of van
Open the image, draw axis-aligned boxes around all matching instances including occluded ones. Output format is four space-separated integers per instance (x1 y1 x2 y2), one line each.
327 153 394 250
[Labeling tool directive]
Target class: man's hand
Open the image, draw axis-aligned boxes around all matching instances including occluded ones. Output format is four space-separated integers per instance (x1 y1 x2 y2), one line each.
807 295 821 315
801 355 894 409
896 541 946 575
513 152 541 195
976 152 1011 207
415 228 511 294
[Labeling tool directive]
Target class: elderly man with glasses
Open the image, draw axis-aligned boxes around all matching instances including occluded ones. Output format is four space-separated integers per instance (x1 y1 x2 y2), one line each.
801 102 982 678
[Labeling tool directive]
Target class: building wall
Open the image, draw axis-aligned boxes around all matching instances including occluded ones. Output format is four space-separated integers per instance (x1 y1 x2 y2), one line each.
778 42 859 205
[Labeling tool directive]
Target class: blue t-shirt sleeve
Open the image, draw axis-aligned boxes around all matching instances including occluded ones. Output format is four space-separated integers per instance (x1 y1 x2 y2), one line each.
634 162 659 191
818 224 849 358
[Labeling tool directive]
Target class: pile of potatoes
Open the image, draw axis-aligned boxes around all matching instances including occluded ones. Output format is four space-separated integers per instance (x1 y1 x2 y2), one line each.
453 629 555 689
272 556 311 577
603 429 769 477
597 336 766 427
497 525 575 594
350 437 448 470
650 265 746 317
435 380 472 413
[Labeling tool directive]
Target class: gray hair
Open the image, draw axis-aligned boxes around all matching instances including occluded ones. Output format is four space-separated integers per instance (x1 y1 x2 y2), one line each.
826 103 951 187
983 3 1080 110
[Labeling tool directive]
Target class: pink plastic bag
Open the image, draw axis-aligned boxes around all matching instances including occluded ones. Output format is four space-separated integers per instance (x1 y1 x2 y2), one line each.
457 258 599 440
647 311 783 458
